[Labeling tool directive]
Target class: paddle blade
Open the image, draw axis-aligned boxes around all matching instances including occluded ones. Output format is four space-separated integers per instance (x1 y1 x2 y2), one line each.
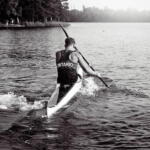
93 77 116 88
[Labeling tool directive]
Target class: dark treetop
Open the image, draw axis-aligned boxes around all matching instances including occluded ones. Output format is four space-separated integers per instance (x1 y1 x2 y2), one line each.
0 0 69 24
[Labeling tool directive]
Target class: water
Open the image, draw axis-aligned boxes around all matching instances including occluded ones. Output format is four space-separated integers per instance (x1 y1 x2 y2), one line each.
0 23 150 149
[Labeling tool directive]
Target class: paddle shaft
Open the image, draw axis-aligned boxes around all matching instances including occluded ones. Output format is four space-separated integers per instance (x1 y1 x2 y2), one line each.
59 24 109 88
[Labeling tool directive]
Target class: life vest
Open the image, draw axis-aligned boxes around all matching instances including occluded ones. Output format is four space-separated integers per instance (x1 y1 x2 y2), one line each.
56 50 79 84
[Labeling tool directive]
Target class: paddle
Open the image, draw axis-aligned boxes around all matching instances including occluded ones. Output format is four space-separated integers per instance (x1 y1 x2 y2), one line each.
59 24 109 88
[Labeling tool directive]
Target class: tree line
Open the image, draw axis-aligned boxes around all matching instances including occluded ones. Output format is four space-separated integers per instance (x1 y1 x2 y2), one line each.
1 1 150 24
0 0 69 24
69 7 150 22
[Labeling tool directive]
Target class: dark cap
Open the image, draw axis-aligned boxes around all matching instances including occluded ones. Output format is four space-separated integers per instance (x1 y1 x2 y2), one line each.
65 37 75 47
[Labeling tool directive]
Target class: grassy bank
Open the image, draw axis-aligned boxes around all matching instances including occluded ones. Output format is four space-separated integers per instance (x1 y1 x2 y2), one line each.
0 21 70 29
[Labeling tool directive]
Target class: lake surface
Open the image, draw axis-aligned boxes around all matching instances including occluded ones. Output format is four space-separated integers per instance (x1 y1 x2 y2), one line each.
0 23 150 149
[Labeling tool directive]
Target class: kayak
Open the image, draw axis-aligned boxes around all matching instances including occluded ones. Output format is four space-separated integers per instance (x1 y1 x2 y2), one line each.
28 76 113 118
47 67 83 118
47 81 82 118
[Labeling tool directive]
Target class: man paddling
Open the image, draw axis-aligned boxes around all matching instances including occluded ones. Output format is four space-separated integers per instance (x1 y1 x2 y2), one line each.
56 37 101 103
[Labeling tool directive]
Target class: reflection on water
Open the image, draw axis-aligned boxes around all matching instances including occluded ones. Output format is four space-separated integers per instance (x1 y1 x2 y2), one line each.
0 23 150 149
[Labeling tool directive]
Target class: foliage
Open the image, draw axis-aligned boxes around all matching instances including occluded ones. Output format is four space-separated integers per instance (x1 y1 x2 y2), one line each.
0 0 69 23
69 7 150 22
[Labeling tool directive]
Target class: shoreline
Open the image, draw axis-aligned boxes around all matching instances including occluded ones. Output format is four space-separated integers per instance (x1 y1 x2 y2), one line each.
0 21 70 30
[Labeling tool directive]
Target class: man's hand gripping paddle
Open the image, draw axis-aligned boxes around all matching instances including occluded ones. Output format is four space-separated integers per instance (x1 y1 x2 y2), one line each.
59 24 110 88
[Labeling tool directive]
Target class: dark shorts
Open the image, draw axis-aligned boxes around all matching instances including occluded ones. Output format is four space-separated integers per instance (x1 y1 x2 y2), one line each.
57 84 73 103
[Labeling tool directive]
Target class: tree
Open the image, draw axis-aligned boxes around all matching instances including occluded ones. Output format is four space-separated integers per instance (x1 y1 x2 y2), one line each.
0 0 9 22
0 0 69 23
60 0 69 21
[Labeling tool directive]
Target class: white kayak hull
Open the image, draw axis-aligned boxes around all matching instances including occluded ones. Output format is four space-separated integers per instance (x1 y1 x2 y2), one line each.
47 81 82 118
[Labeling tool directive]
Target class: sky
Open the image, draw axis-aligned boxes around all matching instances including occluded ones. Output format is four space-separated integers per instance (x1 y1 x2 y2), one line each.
69 0 150 11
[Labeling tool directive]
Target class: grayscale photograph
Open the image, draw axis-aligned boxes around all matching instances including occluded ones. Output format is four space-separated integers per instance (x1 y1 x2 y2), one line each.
0 0 150 149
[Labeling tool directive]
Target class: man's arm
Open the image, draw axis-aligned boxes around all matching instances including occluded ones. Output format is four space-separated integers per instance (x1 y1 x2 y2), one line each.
71 52 101 78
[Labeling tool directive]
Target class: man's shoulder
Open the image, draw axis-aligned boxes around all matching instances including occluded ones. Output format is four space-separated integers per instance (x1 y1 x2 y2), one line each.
56 50 65 56
71 51 80 57
56 50 65 54
69 51 81 63
56 50 64 62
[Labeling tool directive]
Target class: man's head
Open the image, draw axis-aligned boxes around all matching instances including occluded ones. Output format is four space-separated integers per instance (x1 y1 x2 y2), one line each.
65 37 75 48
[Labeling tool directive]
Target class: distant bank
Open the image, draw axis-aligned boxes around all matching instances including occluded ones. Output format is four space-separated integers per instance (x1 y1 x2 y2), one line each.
0 21 70 30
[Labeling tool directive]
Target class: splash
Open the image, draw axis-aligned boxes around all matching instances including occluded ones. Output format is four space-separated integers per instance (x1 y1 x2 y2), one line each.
0 92 44 111
80 77 100 96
